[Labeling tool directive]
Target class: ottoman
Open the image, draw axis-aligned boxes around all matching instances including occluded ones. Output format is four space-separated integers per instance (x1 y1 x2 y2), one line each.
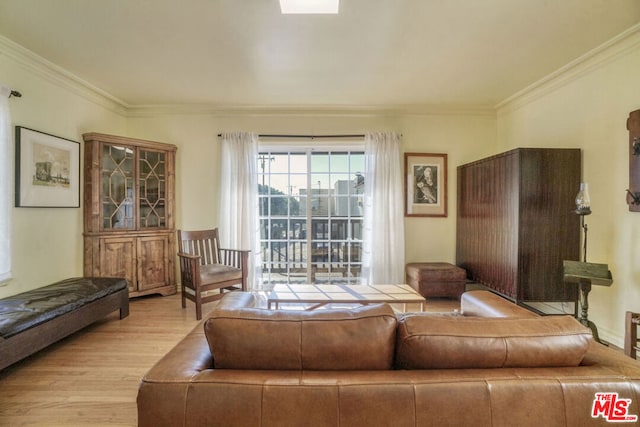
405 262 466 299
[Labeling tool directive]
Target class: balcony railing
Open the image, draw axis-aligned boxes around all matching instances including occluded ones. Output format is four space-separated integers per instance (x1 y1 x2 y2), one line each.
260 219 362 285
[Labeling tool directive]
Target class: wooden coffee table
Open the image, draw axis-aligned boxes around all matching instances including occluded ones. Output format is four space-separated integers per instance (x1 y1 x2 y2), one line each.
267 284 426 311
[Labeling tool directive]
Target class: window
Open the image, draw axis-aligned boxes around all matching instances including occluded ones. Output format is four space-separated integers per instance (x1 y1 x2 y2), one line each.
258 148 364 286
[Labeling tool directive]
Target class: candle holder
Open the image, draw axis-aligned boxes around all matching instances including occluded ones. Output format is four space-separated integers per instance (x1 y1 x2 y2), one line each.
575 182 591 262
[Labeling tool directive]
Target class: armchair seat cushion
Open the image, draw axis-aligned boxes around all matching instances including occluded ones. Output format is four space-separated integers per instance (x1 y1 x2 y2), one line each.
200 264 242 285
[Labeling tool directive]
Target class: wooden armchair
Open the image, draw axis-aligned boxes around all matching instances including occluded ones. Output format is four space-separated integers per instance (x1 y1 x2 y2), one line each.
177 228 249 320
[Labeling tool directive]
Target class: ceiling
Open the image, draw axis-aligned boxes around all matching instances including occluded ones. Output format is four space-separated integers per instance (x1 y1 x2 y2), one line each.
1 0 639 110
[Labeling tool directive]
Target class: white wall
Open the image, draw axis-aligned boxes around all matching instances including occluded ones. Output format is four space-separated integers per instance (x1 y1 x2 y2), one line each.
400 113 497 262
0 35 498 300
126 111 497 269
497 27 640 347
0 37 127 298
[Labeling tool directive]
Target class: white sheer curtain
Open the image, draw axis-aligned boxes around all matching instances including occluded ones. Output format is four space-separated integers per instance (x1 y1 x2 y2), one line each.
0 85 12 282
218 132 261 290
361 132 405 284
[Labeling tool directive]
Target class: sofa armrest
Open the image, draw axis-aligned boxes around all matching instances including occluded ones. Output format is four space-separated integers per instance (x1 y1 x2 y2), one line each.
142 328 212 382
461 290 538 318
137 323 213 427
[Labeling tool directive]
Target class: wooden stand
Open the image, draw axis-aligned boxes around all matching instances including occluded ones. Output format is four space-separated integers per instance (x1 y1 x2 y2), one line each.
563 260 613 343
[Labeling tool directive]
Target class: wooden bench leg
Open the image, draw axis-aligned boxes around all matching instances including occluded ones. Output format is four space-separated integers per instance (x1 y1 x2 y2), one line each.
119 290 130 319
625 311 639 358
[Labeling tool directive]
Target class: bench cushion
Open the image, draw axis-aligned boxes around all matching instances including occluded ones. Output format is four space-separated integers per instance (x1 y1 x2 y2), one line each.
0 277 127 338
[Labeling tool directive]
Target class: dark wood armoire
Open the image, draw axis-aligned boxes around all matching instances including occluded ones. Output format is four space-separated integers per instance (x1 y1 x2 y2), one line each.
456 148 581 304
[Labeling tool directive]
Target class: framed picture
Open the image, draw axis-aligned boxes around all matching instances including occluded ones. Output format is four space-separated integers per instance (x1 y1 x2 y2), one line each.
404 152 447 217
15 126 80 208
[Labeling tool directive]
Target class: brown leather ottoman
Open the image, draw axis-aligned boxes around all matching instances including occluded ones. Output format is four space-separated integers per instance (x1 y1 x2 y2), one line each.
405 262 466 299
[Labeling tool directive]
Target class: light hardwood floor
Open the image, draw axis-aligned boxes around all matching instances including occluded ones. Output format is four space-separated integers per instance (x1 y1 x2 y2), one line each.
0 293 458 426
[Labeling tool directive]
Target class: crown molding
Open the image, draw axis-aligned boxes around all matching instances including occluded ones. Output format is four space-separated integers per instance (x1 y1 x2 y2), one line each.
0 35 129 116
125 103 496 118
12 21 638 121
496 23 640 115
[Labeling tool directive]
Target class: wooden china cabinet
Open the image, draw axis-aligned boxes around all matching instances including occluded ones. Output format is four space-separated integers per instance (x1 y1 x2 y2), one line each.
83 133 177 298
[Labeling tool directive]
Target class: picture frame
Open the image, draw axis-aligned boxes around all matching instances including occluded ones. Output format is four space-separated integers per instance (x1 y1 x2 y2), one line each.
15 126 80 208
404 152 447 217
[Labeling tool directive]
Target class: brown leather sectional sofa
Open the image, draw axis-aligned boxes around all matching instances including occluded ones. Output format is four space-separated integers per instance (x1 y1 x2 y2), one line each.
137 290 640 426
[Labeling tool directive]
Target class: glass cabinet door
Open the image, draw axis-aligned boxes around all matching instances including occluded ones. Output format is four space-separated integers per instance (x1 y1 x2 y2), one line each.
102 144 135 229
138 149 167 228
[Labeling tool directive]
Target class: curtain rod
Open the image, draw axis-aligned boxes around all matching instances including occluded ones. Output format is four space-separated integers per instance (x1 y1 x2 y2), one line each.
217 133 364 139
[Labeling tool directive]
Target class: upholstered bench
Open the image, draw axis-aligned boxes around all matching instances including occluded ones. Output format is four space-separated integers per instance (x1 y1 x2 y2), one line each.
406 262 466 299
0 277 129 370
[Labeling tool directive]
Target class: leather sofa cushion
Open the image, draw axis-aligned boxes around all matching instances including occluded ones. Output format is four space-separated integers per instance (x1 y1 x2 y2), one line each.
395 314 592 369
204 303 397 370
